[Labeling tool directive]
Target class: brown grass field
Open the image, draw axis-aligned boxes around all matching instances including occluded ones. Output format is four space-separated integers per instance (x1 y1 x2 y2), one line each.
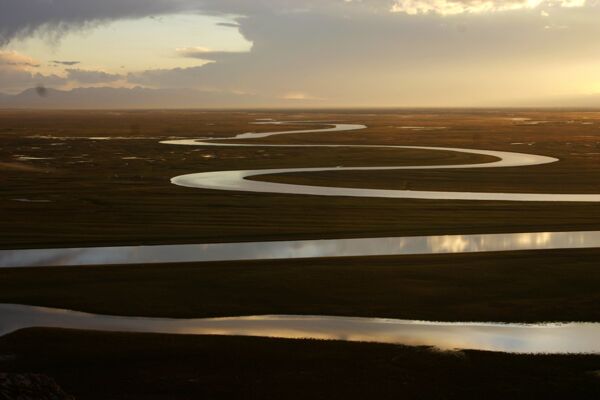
2 109 600 399
1 249 600 323
2 110 600 249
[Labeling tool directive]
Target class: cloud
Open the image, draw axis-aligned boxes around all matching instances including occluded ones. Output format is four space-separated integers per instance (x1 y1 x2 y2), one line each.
2 0 600 105
281 92 322 101
0 50 66 94
216 22 241 28
1 0 594 46
51 60 81 66
66 68 122 84
175 46 249 61
0 0 197 45
0 0 528 45
0 70 66 95
0 51 123 93
127 66 211 89
0 50 40 68
390 0 588 15
0 69 67 93
119 5 600 106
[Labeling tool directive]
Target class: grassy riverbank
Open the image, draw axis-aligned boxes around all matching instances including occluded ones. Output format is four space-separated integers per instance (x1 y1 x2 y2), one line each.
3 110 600 250
2 249 600 322
1 328 599 399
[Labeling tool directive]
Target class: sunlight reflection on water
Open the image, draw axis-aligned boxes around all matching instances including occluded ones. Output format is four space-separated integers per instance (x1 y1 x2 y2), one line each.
2 231 600 268
1 304 598 354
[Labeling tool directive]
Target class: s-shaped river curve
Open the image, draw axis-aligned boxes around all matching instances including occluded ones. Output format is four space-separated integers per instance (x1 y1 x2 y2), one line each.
162 120 600 202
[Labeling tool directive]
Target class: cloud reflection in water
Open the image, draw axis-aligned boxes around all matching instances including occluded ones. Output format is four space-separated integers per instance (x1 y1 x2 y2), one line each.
2 231 600 268
0 304 598 354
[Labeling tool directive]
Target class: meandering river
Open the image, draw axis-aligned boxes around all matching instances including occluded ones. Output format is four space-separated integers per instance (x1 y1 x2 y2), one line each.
3 121 600 268
3 121 600 354
163 120 600 202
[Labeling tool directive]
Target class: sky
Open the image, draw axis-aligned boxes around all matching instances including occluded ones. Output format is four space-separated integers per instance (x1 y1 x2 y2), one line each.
1 0 600 107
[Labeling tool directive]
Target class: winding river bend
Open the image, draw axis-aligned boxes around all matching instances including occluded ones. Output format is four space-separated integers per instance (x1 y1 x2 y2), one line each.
4 121 600 354
4 120 600 268
163 120 600 202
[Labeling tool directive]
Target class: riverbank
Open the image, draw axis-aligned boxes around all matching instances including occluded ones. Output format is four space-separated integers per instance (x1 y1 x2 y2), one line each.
3 110 600 250
1 328 599 399
2 249 600 323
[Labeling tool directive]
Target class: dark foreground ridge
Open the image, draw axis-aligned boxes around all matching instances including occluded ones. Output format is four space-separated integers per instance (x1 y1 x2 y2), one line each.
0 372 74 400
1 329 600 400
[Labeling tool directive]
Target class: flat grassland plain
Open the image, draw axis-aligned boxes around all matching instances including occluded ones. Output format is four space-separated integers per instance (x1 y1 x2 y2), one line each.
1 110 600 399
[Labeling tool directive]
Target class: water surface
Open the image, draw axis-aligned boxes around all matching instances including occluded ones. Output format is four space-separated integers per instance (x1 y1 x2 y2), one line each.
2 230 600 268
163 121 600 202
0 304 598 354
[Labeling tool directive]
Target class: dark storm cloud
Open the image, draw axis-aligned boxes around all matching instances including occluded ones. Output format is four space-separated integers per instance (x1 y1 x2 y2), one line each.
0 0 196 45
1 0 595 46
0 1 443 45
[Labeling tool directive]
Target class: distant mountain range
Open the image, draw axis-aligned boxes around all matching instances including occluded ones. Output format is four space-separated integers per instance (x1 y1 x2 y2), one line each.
0 87 308 109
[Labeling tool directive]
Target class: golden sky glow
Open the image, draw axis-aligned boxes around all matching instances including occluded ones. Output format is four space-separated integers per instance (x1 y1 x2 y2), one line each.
1 0 600 107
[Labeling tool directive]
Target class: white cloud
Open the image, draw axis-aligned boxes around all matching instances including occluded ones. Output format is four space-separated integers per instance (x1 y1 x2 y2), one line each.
390 0 587 15
0 50 66 94
560 0 586 7
0 50 40 68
